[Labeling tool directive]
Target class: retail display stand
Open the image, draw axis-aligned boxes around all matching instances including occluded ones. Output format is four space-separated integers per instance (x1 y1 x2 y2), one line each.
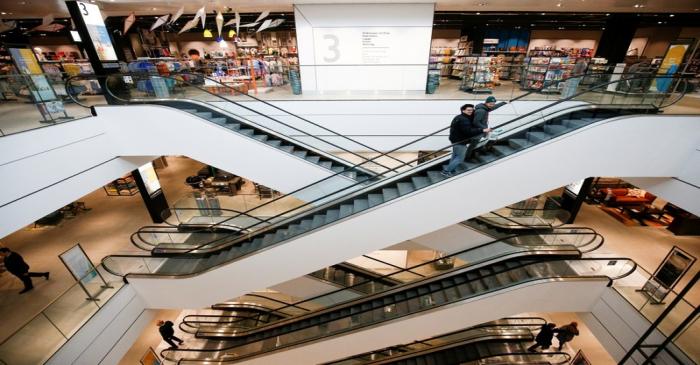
451 36 473 79
461 56 498 94
429 47 455 77
104 174 139 196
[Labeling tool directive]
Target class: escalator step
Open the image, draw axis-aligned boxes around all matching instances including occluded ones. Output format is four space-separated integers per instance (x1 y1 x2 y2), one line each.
208 117 227 125
544 124 568 136
311 215 326 229
262 234 276 246
563 118 589 129
226 123 241 131
341 170 358 180
426 170 446 184
411 176 430 190
182 109 198 114
353 199 369 213
397 182 415 196
367 194 384 207
287 224 301 236
279 145 294 153
330 165 345 173
274 229 289 242
266 139 282 147
306 156 321 164
382 188 400 201
252 133 268 142
195 112 213 119
339 204 354 218
239 129 255 136
492 144 516 156
526 131 548 143
319 161 333 169
325 209 341 223
508 138 532 150
293 150 308 159
475 152 498 164
299 219 313 231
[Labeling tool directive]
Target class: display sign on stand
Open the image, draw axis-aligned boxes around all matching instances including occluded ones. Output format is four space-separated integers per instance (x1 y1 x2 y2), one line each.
59 243 112 301
654 39 693 92
571 350 592 365
140 347 161 365
74 1 118 62
638 245 696 304
9 48 70 123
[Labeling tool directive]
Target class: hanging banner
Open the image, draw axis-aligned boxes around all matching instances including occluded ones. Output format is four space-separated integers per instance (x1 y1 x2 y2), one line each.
178 18 197 34
256 19 272 33
76 1 118 61
124 12 135 34
194 6 206 28
215 11 224 38
0 20 17 33
150 14 170 31
268 19 285 28
170 5 184 24
255 10 270 23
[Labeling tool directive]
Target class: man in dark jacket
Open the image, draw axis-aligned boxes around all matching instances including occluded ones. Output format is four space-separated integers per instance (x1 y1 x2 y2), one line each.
0 247 49 294
473 96 506 132
555 321 579 351
442 104 485 176
528 322 558 352
158 320 184 348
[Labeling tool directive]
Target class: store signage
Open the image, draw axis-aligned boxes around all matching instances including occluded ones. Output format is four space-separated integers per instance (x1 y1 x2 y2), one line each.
640 246 696 303
483 38 499 45
138 162 162 197
75 1 118 61
70 30 82 42
9 48 61 103
59 244 98 285
312 27 431 65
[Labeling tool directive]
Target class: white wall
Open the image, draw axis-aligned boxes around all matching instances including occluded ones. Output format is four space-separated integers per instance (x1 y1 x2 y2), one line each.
407 223 494 254
125 115 700 308
237 279 609 364
294 3 434 92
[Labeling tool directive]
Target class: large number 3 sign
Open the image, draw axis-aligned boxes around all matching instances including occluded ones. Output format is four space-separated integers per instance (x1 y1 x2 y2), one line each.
79 2 89 15
323 34 340 63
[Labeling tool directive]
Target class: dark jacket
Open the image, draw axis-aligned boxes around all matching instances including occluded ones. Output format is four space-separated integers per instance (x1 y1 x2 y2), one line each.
159 321 176 339
449 113 482 143
556 324 579 343
535 324 557 347
3 252 29 276
472 102 507 130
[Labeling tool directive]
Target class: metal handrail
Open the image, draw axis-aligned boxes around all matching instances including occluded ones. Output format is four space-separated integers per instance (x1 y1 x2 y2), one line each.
163 258 635 363
65 73 394 173
138 74 691 255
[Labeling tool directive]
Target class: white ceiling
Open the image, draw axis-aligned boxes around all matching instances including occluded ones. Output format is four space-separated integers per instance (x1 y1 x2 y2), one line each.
1 0 699 19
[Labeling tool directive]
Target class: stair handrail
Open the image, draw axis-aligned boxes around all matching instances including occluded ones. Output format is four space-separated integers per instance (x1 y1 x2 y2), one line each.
98 75 693 269
65 73 396 173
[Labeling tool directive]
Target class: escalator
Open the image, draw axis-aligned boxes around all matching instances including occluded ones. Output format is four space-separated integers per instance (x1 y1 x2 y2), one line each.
322 317 571 365
101 75 694 308
158 253 635 363
161 228 601 342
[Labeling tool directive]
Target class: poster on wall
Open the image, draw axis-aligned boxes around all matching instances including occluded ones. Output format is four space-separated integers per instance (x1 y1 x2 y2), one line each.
138 162 162 197
75 1 118 61
654 40 693 92
639 246 696 303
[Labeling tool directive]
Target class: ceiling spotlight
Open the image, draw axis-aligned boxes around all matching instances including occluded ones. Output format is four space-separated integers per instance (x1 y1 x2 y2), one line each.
556 3 562 7
151 7 157 10
0 12 6 15
541 12 546 15
602 27 606 30
605 13 610 16
633 4 645 8
530 23 535 26
477 2 487 6
669 14 675 17
558 27 565 29
657 21 662 24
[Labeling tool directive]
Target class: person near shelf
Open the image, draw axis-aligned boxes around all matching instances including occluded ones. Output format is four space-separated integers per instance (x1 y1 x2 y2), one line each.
562 59 589 98
442 104 483 177
0 247 49 294
253 54 267 80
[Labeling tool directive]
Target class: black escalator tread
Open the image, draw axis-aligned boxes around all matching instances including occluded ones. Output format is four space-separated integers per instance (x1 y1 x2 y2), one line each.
311 215 326 229
252 134 268 142
526 131 548 143
562 119 590 129
208 117 227 125
397 182 416 196
508 138 533 150
426 170 447 184
411 176 430 190
544 124 568 136
474 152 498 164
325 209 341 223
354 199 369 213
195 112 213 119
319 161 333 169
339 204 354 218
239 128 255 136
382 188 400 201
266 139 282 148
306 155 321 164
367 194 384 207
492 144 516 156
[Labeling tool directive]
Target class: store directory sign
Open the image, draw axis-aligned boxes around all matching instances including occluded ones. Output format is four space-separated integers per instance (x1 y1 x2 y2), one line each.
75 1 118 61
59 244 97 284
138 162 162 197
312 27 430 65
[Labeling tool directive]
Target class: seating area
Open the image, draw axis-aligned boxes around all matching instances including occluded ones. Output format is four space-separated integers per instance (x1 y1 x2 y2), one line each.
593 188 656 207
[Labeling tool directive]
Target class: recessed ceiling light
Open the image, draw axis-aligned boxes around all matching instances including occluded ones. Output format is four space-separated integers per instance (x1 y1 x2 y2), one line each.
669 14 675 17
657 21 662 24
541 12 546 15
0 12 6 15
605 13 610 16
151 7 157 10
556 3 562 7
476 12 480 14
530 23 535 26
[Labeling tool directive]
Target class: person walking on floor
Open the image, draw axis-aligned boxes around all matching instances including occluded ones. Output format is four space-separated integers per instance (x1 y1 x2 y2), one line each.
555 321 579 351
528 322 558 353
442 103 485 176
0 247 49 294
158 320 184 349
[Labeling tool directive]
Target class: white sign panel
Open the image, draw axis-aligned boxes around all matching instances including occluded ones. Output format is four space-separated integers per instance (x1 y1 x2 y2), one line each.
59 244 97 284
312 27 430 66
138 162 161 196
76 1 118 61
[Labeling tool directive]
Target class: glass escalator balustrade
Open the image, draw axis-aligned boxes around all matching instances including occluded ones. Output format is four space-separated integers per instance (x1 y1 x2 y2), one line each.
101 74 691 279
160 257 634 363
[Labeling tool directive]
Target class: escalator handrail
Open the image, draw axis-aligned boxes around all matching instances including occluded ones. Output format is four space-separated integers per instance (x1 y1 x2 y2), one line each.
163 258 633 362
360 255 426 279
186 72 407 167
65 73 394 174
479 210 556 229
136 74 691 254
101 75 690 272
161 234 598 334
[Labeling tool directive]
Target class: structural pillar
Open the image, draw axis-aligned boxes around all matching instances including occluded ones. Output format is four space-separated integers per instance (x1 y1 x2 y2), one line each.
595 14 639 64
